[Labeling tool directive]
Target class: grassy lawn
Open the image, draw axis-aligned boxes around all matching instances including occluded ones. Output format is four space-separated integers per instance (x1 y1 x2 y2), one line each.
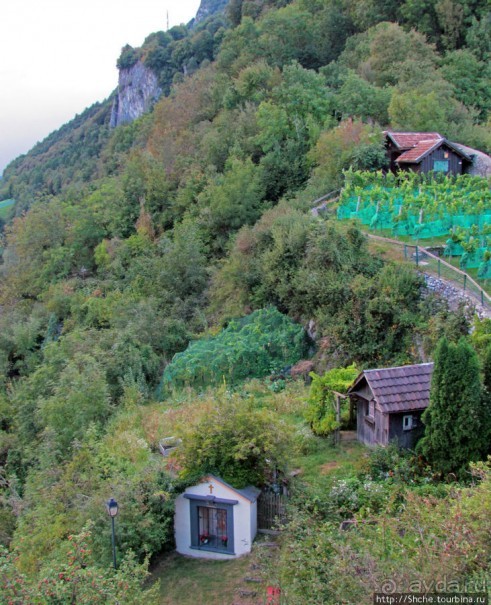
151 544 271 605
291 432 368 491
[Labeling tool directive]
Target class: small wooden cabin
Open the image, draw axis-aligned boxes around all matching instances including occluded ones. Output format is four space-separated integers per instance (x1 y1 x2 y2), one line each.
348 363 433 449
385 131 472 175
175 475 260 560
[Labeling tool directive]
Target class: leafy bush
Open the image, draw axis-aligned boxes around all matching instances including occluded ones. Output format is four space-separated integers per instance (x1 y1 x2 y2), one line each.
366 443 422 484
160 307 309 392
0 527 160 604
175 389 290 488
276 462 491 605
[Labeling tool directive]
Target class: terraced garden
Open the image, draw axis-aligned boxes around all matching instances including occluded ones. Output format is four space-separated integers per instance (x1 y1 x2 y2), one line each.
337 170 491 278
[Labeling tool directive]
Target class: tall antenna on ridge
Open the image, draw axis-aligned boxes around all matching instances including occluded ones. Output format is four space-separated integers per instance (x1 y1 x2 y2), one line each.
166 10 170 31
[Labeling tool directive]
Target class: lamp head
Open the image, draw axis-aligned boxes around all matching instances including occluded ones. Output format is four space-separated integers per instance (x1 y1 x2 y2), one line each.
106 498 118 518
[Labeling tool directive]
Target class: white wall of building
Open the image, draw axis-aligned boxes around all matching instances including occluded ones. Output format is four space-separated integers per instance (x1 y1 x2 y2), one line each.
175 476 257 560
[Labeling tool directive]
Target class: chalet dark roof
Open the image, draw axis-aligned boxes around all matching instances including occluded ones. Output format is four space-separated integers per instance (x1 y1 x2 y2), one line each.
396 139 443 163
385 131 472 165
348 362 434 413
385 131 442 150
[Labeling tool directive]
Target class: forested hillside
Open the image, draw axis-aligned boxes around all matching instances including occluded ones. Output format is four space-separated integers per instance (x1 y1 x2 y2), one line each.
0 0 490 601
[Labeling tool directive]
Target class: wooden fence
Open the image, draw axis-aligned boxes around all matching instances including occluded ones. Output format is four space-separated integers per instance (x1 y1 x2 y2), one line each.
257 492 288 531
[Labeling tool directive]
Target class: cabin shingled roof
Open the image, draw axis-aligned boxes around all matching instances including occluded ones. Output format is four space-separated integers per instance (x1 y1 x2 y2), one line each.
396 139 443 163
385 131 472 164
348 362 434 413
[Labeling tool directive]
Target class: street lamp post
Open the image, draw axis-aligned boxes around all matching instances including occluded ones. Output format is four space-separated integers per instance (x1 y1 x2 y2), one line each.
106 497 119 569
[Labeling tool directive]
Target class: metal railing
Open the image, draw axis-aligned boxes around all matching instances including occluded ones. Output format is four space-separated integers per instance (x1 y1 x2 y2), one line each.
311 189 341 216
367 233 491 310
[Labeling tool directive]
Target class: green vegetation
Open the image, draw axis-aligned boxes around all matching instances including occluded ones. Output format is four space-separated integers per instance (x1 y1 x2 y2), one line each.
0 0 490 601
161 307 308 392
306 365 359 436
0 199 14 225
0 527 160 604
338 170 491 240
417 337 491 476
272 456 491 604
175 389 290 487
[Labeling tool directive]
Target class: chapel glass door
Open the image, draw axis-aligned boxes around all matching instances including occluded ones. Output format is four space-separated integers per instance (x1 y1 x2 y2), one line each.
198 506 228 549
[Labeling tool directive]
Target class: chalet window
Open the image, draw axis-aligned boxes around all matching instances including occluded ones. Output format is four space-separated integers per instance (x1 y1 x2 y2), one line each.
433 160 449 172
403 415 413 431
187 497 235 554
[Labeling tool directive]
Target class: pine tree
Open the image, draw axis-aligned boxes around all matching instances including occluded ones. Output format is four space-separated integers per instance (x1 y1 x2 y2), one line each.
418 337 489 476
480 343 491 455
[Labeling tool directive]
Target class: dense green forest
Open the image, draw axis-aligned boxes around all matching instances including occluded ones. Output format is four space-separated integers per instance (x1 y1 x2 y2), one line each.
0 0 490 602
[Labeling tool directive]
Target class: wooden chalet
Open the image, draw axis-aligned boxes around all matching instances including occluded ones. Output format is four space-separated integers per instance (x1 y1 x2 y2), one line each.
347 362 433 449
385 131 472 175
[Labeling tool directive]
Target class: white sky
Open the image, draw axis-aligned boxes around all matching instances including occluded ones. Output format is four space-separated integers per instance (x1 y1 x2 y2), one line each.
0 0 201 174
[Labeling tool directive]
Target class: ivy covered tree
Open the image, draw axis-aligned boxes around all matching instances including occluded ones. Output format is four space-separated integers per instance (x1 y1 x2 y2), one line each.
418 338 490 475
306 365 359 436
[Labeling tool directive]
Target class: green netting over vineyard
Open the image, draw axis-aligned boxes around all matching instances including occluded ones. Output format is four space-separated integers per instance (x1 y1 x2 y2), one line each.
337 170 491 244
158 307 309 394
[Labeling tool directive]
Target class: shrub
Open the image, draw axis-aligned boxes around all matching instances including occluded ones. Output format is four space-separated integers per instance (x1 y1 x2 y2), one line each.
160 307 309 392
175 390 290 488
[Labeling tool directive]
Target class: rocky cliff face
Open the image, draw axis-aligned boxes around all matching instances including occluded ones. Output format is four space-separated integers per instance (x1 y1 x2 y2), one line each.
194 0 229 23
110 62 162 128
110 0 229 127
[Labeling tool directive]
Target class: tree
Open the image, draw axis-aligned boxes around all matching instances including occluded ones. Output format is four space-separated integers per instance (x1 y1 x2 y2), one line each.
175 390 290 488
388 87 472 135
335 70 391 124
198 157 266 251
117 44 141 69
0 527 160 604
308 119 386 192
38 353 111 455
440 49 491 121
417 338 490 475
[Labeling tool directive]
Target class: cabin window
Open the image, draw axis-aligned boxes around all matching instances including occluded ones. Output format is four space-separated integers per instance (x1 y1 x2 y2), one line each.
403 415 413 431
188 499 235 554
433 160 449 172
369 400 375 417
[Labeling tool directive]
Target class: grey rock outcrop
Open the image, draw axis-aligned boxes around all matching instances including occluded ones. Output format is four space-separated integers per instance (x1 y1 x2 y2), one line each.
194 0 229 23
423 274 491 319
451 142 491 177
110 62 162 128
